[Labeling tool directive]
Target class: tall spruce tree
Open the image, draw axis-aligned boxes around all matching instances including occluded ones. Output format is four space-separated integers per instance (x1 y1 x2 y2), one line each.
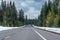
19 9 24 22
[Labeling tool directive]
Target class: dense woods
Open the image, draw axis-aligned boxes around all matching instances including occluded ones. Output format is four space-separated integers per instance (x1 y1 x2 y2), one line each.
0 0 24 27
0 0 60 27
37 0 60 27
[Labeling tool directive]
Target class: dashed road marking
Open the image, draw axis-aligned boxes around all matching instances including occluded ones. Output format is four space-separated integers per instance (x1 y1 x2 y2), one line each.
32 27 47 40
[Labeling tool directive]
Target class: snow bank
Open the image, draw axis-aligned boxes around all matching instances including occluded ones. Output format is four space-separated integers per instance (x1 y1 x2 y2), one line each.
33 25 60 33
0 26 19 31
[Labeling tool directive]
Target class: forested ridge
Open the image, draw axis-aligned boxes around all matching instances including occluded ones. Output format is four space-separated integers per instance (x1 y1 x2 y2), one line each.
37 0 60 27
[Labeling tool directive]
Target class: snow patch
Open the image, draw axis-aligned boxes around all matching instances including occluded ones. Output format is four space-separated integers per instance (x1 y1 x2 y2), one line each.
0 26 19 31
33 25 60 33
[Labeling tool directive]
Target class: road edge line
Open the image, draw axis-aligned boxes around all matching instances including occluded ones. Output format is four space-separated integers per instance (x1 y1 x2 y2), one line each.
32 27 47 40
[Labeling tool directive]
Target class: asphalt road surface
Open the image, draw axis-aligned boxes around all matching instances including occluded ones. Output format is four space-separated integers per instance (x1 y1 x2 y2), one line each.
0 25 60 40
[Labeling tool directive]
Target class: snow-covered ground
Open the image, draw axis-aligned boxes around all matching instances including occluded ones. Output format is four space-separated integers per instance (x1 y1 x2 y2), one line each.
0 25 25 31
33 25 60 33
0 26 19 31
0 25 60 34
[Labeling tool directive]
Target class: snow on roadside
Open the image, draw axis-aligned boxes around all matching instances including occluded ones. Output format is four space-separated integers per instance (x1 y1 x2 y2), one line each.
0 26 19 31
33 25 60 33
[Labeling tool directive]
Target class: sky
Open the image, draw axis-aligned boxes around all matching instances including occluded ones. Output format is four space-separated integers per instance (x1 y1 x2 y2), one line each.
0 0 49 19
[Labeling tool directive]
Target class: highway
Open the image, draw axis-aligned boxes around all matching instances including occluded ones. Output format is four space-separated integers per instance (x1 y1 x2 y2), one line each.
0 25 60 40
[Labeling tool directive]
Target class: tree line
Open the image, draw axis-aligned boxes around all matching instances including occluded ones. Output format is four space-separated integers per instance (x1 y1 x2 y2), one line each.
37 0 60 27
0 0 24 27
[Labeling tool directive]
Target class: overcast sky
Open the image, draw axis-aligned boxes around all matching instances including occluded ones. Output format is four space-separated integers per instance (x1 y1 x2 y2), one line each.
0 0 49 19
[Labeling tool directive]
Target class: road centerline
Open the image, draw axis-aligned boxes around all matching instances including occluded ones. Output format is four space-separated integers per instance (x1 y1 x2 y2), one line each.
32 27 47 40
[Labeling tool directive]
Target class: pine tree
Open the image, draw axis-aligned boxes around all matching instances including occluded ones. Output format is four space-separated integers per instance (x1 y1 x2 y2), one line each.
0 6 3 25
53 15 59 27
19 9 24 22
11 2 17 26
46 6 55 27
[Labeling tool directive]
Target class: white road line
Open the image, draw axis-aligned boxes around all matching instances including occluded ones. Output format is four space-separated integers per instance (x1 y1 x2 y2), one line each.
32 27 47 40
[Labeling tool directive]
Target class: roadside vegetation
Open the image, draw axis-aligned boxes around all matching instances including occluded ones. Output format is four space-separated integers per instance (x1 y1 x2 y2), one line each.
37 0 60 27
0 0 24 27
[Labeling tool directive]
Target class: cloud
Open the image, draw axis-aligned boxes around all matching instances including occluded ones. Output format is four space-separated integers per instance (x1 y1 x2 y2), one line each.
20 2 28 7
25 7 40 19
